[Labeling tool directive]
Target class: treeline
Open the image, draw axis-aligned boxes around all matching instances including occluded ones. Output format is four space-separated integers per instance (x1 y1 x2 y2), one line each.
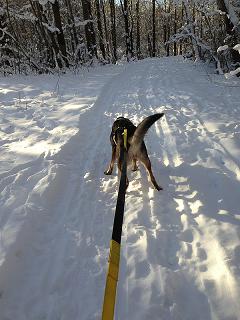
0 0 239 74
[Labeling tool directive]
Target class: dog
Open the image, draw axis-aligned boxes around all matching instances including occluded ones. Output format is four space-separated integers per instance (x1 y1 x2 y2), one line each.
104 113 164 190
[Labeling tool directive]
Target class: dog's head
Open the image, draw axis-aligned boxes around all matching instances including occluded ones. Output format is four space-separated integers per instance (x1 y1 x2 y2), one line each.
113 117 129 131
112 117 135 147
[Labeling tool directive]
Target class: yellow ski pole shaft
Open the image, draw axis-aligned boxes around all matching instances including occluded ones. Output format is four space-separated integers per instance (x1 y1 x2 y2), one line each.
102 129 128 320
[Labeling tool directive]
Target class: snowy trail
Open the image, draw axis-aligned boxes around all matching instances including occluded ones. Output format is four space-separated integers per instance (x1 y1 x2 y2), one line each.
0 57 240 320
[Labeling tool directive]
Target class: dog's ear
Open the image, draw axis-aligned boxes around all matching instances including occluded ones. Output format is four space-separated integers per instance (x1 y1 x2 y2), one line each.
132 113 164 145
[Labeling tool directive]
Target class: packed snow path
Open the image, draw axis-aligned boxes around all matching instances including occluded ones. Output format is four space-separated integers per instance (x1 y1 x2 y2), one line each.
0 57 240 320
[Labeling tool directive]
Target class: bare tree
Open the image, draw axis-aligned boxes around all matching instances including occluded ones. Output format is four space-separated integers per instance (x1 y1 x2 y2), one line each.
152 0 156 57
95 0 106 60
1 0 239 74
121 0 132 60
136 0 141 59
216 0 240 66
100 0 110 61
173 5 177 56
52 0 69 67
109 0 117 62
81 0 98 59
64 0 79 58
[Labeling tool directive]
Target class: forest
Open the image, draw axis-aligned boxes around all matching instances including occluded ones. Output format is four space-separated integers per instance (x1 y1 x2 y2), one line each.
1 1 240 319
0 0 240 75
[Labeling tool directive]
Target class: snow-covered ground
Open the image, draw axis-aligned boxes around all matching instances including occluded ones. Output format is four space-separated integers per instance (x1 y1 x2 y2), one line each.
0 57 240 320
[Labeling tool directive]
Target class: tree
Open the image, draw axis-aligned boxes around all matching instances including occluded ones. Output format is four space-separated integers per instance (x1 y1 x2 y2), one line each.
136 0 141 59
81 0 97 59
152 0 156 57
1 0 239 74
109 0 117 62
216 0 240 70
95 0 106 60
64 0 79 59
121 0 132 60
0 5 12 72
52 0 69 67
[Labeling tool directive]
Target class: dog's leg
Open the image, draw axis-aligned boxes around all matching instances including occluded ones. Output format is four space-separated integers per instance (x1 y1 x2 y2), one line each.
131 158 138 171
104 146 116 175
140 156 162 191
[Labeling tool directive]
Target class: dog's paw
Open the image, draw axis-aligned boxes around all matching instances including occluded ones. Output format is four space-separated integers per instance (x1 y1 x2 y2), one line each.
154 185 163 191
104 170 112 175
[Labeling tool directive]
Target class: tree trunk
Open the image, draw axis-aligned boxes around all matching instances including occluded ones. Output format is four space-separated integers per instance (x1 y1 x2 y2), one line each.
109 0 117 63
121 0 132 60
152 0 156 57
95 0 106 60
81 0 98 59
31 1 59 68
183 0 200 60
0 9 12 70
129 0 134 56
148 33 152 57
100 0 110 61
64 0 79 57
216 0 234 35
164 0 170 56
136 0 141 59
216 0 240 64
173 5 177 56
52 0 69 67
179 2 184 55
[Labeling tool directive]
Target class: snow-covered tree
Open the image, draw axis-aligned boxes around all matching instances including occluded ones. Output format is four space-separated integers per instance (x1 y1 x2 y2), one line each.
0 0 240 75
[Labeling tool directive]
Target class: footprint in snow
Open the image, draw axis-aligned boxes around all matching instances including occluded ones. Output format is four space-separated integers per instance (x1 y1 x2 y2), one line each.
179 229 194 243
43 119 57 130
196 247 208 261
0 124 15 134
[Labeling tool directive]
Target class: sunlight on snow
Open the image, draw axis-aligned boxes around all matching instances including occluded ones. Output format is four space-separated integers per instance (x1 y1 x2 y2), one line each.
8 139 61 156
205 241 238 305
174 198 185 213
0 88 15 94
188 200 203 214
161 117 183 167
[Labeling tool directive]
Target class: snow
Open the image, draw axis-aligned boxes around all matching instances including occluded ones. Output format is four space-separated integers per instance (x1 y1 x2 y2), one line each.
42 22 60 33
74 19 95 27
38 0 56 5
233 44 240 54
225 0 239 26
217 45 228 53
0 57 240 320
225 66 240 78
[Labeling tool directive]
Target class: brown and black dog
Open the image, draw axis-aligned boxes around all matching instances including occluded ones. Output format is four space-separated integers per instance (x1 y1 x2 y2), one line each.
104 113 164 190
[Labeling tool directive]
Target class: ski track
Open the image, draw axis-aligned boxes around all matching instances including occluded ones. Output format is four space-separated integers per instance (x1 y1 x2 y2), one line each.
0 57 240 320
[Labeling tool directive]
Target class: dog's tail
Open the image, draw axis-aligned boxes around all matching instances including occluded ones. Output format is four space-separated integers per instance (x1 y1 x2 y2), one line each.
131 113 164 145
